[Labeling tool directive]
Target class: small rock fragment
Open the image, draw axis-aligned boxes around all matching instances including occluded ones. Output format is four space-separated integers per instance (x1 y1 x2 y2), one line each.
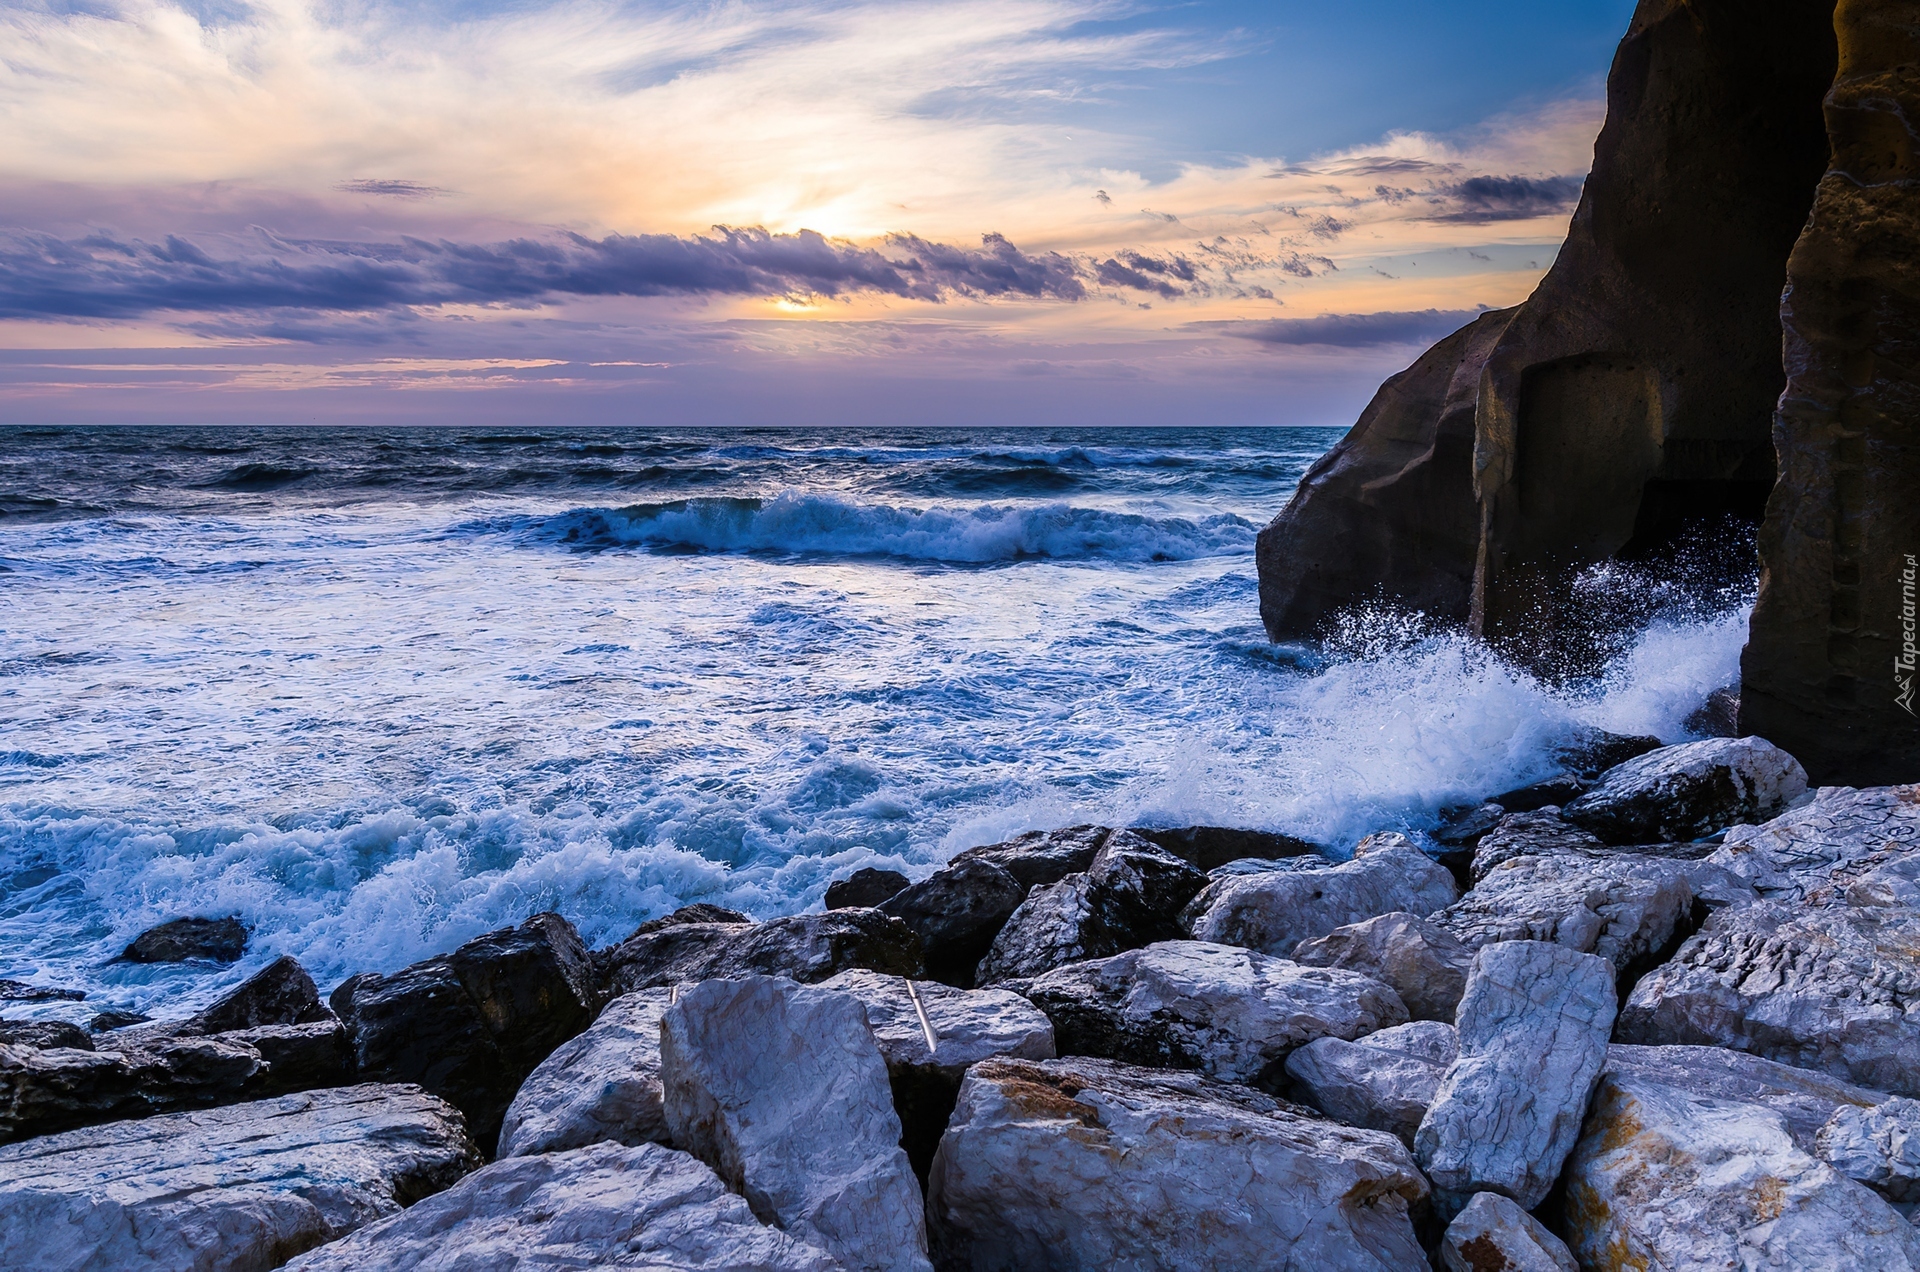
1414 940 1616 1211
662 976 931 1272
1561 735 1808 843
1183 832 1458 955
497 988 672 1159
1284 1020 1457 1145
119 916 250 964
1818 1098 1920 1203
828 866 911 910
1291 911 1472 1021
1440 1191 1578 1272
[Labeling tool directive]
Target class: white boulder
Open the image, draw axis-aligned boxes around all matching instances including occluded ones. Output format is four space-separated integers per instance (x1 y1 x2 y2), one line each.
285 1141 841 1271
928 1056 1428 1270
1414 940 1616 1211
1183 833 1458 955
660 976 930 1272
1025 939 1406 1088
1439 1191 1577 1272
1434 848 1699 973
1605 1043 1887 1151
819 969 1054 1079
1561 735 1808 842
496 989 671 1159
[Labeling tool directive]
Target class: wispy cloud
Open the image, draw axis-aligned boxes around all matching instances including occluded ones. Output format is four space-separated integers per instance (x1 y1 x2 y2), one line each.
1194 308 1492 348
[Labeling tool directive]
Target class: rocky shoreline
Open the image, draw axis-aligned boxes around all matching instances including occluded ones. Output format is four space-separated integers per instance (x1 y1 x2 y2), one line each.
3 732 1919 1267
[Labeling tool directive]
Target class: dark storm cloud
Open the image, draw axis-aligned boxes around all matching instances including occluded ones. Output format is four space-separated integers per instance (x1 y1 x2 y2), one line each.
0 225 1090 320
1432 174 1584 222
1200 308 1486 348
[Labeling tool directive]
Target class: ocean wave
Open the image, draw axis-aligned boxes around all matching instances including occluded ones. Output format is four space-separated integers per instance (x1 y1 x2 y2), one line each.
490 493 1258 563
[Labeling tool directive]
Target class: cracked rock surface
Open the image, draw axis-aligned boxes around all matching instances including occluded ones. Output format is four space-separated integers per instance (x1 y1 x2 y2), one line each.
1707 783 1920 899
1561 736 1808 843
1817 1097 1920 1203
1433 847 1699 973
1603 1043 1886 1152
496 988 672 1159
1182 833 1458 956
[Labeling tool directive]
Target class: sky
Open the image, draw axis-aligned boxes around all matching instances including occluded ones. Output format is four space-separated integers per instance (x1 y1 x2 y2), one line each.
0 0 1639 426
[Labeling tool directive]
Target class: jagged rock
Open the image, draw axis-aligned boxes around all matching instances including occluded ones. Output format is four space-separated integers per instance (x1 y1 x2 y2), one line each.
828 867 910 910
1133 825 1324 870
928 1056 1429 1270
1818 1097 1920 1203
1 1032 272 1143
1684 684 1742 738
628 902 753 933
1284 1020 1457 1146
975 834 1205 986
1489 775 1587 814
1467 809 1608 877
1563 1072 1920 1269
1560 736 1808 843
0 1021 91 1051
598 909 922 999
1553 730 1665 781
1256 307 1516 637
0 1084 480 1270
1741 0 1920 786
949 824 1108 887
1415 941 1616 1211
0 980 84 1002
285 1141 840 1271
1440 1191 1578 1272
1027 940 1405 1090
497 989 671 1159
1183 832 1458 956
331 912 599 1152
1606 1043 1886 1152
1434 848 1699 975
879 859 1026 987
1618 897 1920 1096
822 968 1052 1181
661 976 930 1272
228 1020 351 1096
182 954 332 1034
1291 911 1472 1021
119 915 249 964
88 1010 148 1031
1708 783 1920 899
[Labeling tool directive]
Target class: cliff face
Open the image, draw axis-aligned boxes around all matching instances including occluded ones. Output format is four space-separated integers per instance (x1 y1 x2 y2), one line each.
1740 0 1920 783
1259 0 1838 667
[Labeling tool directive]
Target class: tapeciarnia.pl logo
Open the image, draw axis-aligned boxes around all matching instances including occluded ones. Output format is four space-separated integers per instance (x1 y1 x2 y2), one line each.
1900 553 1918 716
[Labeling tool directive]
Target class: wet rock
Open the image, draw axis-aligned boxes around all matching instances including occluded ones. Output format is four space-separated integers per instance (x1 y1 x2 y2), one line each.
1415 941 1616 1211
1818 1097 1920 1204
0 980 84 1003
1 1031 273 1143
1684 684 1742 738
284 1141 839 1271
1618 896 1920 1097
1605 1043 1886 1153
828 866 911 910
662 975 930 1272
1488 775 1587 814
1560 736 1808 843
598 908 922 999
823 969 1052 1181
1183 832 1458 956
1291 911 1472 1021
0 1020 92 1051
949 824 1108 887
879 859 1026 988
88 1010 148 1031
183 954 333 1034
1133 825 1324 871
928 1056 1429 1270
119 915 249 964
0 1083 480 1270
627 902 753 933
496 988 671 1159
1551 729 1664 781
1707 782 1920 899
1027 940 1405 1090
1563 1072 1920 1269
1440 1191 1577 1272
332 912 599 1152
1434 848 1699 975
975 833 1205 986
1284 1020 1457 1146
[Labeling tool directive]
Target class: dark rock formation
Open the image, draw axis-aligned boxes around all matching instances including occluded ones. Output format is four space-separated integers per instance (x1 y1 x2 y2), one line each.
1133 825 1325 871
1256 307 1515 637
825 867 910 910
949 824 1109 887
0 1033 268 1143
1741 1 1920 783
0 1021 92 1051
119 916 249 964
880 859 1027 988
88 1011 149 1032
0 980 84 1003
182 956 332 1035
596 908 923 999
330 912 598 1152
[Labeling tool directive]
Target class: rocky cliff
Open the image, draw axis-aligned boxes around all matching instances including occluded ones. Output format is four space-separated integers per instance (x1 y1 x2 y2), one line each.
1740 0 1920 783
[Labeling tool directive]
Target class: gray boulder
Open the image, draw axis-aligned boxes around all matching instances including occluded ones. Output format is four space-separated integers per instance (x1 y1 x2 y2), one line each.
0 1084 480 1270
1561 736 1808 843
661 976 930 1272
1563 1072 1920 1269
1414 941 1616 1212
598 909 922 999
879 859 1026 988
1707 782 1920 899
285 1141 839 1271
1284 1019 1457 1145
1434 848 1699 974
496 988 672 1159
1291 911 1472 1021
0 1021 91 1051
1604 1043 1887 1152
1817 1097 1920 1204
1183 832 1458 956
928 1056 1429 1271
183 955 333 1035
975 833 1205 986
1440 1191 1577 1272
1026 940 1405 1090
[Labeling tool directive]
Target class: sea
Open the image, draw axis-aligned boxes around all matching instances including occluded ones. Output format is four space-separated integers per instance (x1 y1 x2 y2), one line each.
0 425 1751 1022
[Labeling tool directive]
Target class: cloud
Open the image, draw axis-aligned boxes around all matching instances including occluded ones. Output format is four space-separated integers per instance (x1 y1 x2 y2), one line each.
1198 308 1489 348
0 226 1094 320
1432 174 1585 222
336 180 452 199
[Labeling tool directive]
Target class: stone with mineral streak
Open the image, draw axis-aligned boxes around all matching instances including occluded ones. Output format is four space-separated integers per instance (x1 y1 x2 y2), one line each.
1439 1191 1577 1272
1604 1042 1886 1152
